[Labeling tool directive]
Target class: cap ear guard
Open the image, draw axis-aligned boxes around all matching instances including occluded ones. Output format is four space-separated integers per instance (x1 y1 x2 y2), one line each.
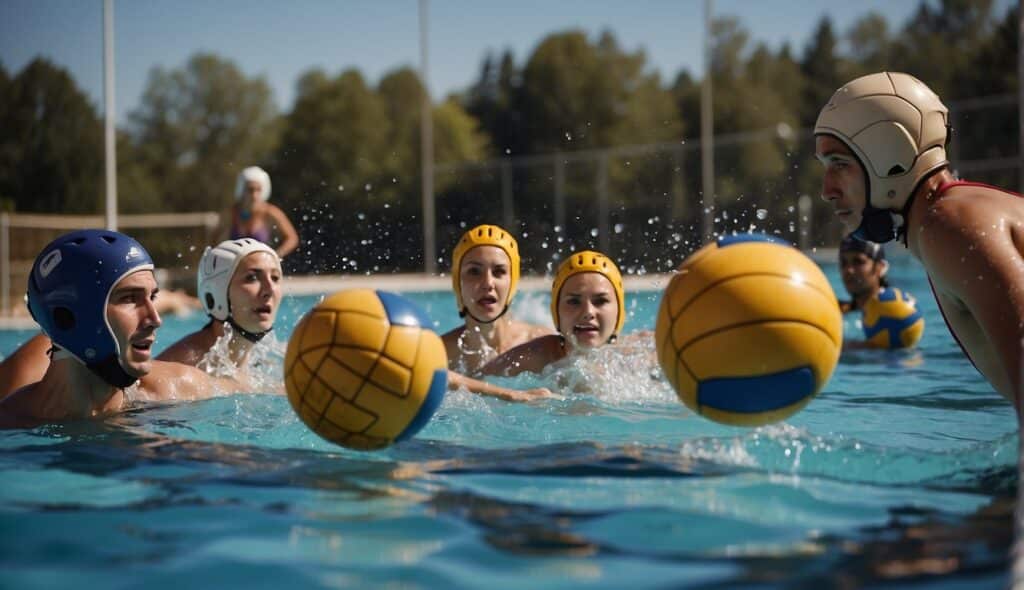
550 250 626 339
815 72 949 231
198 238 281 322
235 166 272 202
450 224 521 320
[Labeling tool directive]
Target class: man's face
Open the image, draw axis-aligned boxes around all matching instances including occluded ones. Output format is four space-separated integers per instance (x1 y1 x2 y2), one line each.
816 135 868 234
839 250 884 298
106 270 162 378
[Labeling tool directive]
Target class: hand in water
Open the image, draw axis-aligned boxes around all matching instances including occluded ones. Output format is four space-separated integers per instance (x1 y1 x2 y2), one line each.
511 387 559 402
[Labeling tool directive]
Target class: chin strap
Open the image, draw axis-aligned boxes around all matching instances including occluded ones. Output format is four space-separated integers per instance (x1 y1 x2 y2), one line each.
227 317 272 343
50 345 137 389
89 355 138 389
458 304 510 325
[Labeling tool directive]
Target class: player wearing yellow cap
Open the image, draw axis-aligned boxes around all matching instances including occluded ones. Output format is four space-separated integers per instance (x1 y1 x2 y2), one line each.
442 224 554 374
483 250 625 376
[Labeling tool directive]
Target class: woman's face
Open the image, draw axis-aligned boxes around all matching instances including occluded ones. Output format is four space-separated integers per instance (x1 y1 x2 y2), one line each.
557 272 618 348
240 179 264 210
459 245 512 322
228 252 282 333
839 250 884 298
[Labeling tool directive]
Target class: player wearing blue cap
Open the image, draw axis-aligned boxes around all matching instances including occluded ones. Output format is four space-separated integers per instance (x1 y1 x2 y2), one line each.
0 230 243 428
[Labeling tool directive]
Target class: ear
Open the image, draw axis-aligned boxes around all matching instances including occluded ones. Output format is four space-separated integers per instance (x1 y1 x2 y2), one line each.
877 260 890 277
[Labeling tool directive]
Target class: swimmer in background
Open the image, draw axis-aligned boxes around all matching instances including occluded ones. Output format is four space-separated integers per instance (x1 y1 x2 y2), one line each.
483 250 625 377
838 236 923 350
158 238 283 376
0 230 247 428
838 236 890 314
217 166 299 259
442 224 553 374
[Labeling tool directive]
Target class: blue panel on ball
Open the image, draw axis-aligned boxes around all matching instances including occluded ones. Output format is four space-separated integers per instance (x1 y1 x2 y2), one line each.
864 313 922 348
717 233 791 248
377 290 432 328
396 368 447 441
697 367 815 413
877 288 898 302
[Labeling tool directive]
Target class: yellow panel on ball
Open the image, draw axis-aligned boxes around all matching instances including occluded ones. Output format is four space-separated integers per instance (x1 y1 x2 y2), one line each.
861 287 924 349
285 289 448 450
655 234 842 427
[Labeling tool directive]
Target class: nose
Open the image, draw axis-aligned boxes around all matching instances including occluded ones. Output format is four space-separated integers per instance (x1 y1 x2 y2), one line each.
143 296 162 329
819 172 837 202
581 301 596 319
259 275 277 299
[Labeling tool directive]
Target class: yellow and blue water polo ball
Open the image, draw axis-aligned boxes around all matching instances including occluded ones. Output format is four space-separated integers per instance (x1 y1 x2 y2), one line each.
861 287 924 349
284 289 448 450
655 234 843 427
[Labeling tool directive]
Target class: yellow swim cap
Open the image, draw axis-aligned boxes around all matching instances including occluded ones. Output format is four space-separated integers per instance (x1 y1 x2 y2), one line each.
550 250 625 338
451 224 521 317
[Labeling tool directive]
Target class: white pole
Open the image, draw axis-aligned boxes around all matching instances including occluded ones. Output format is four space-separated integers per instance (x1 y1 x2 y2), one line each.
103 0 117 230
700 0 715 243
419 0 436 274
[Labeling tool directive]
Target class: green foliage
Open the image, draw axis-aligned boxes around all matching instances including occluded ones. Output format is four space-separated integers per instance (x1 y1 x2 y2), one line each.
1 0 1019 272
0 58 103 213
129 53 279 213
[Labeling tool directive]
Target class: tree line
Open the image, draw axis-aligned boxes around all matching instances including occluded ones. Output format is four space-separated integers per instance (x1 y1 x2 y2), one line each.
0 0 1017 275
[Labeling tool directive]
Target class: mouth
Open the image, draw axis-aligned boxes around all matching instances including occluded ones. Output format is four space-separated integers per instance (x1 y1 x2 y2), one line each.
476 295 499 310
254 305 273 318
131 338 155 358
573 324 600 335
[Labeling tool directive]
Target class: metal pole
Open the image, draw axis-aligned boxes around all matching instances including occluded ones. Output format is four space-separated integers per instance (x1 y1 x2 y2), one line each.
554 155 566 233
501 159 514 230
419 0 436 274
700 0 715 243
1 213 9 316
597 155 610 254
103 0 117 230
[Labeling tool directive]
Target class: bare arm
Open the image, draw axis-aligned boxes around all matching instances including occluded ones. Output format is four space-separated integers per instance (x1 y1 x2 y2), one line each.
141 360 250 401
447 370 553 402
0 333 51 398
267 204 299 259
481 335 565 377
918 198 1024 403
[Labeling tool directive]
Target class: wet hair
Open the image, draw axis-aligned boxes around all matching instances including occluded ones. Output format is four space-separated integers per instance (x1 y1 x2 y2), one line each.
839 236 889 288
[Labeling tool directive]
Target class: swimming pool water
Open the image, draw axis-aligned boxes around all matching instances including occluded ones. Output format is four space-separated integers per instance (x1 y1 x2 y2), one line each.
0 257 1017 589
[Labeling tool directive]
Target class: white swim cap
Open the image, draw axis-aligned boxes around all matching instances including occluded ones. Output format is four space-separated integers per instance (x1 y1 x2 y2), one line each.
235 166 272 202
198 238 281 322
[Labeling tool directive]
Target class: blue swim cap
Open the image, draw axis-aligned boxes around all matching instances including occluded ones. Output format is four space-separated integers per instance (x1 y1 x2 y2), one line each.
27 229 155 388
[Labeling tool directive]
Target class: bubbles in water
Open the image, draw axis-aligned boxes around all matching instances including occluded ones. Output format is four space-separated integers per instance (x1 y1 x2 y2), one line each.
756 209 768 220
590 228 599 237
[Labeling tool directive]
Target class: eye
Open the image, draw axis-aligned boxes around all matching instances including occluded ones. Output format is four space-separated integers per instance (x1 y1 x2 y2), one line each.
465 267 481 277
564 296 580 306
594 295 611 307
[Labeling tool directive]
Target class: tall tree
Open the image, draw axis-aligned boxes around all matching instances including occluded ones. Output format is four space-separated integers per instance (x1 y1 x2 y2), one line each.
0 58 103 214
800 18 847 128
892 0 995 98
129 53 279 213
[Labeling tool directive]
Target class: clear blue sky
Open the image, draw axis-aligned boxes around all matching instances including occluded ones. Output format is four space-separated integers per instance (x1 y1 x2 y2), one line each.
0 0 1015 126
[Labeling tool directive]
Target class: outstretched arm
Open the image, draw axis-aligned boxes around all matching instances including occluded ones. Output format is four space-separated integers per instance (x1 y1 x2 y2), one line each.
447 370 553 402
